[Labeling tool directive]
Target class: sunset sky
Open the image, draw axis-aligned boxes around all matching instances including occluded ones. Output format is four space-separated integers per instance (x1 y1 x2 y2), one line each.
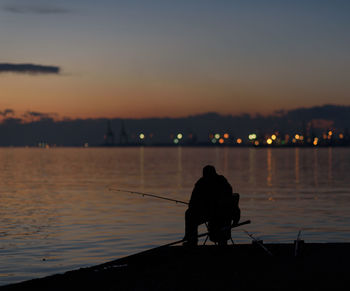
1 0 349 119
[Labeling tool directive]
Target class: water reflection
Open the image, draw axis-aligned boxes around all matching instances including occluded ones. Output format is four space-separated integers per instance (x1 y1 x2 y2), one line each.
314 149 318 187
295 148 300 186
0 147 350 286
139 146 144 189
223 146 229 177
328 147 333 183
177 146 182 189
267 148 272 187
249 148 256 186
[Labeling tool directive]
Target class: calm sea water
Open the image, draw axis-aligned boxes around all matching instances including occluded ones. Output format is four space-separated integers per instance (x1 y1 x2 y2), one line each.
0 147 349 285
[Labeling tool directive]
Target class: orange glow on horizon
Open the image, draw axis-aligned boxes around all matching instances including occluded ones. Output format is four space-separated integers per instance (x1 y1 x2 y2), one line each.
3 73 349 120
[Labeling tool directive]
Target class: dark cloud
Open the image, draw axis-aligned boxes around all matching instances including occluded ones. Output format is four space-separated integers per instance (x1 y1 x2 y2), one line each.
0 63 60 74
23 111 58 119
3 4 70 14
25 111 48 118
0 109 15 117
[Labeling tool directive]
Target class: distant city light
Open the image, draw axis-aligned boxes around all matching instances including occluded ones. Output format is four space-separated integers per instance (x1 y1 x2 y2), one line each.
249 133 257 140
38 142 49 148
96 124 349 147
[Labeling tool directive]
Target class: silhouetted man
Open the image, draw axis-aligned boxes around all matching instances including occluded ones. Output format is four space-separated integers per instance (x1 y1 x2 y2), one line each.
184 165 240 246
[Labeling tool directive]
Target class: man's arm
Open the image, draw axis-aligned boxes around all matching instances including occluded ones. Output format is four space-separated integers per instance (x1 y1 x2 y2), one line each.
219 176 233 194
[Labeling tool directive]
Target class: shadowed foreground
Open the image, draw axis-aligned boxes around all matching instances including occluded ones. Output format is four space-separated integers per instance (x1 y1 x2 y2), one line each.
2 243 350 290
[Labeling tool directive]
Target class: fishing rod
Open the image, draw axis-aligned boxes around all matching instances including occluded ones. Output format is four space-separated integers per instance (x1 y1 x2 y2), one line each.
108 188 189 205
97 220 251 272
95 220 251 272
242 229 273 256
133 220 252 255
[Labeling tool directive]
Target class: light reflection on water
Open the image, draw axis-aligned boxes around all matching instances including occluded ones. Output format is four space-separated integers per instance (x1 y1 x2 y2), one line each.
0 147 350 285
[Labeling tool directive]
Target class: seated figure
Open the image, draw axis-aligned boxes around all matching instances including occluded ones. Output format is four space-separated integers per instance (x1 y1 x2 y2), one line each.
184 165 240 246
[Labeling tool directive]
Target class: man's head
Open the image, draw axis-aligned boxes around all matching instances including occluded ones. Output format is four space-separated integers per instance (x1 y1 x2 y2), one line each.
203 165 217 178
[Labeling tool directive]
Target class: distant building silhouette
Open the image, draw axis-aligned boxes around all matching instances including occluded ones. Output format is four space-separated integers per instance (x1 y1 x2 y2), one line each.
104 120 115 146
345 128 350 141
187 130 197 145
302 120 308 144
119 120 129 145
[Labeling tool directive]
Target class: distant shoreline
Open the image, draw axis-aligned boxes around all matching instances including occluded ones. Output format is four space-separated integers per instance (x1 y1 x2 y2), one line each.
0 144 349 148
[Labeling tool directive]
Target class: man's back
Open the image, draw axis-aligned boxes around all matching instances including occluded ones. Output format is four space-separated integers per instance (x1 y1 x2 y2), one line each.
189 174 232 214
184 165 239 246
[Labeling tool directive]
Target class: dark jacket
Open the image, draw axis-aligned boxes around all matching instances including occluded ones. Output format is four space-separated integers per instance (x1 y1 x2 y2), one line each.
189 174 233 215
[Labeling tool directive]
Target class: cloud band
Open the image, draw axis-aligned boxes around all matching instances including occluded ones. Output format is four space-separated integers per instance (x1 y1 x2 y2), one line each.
0 63 60 74
3 4 69 14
